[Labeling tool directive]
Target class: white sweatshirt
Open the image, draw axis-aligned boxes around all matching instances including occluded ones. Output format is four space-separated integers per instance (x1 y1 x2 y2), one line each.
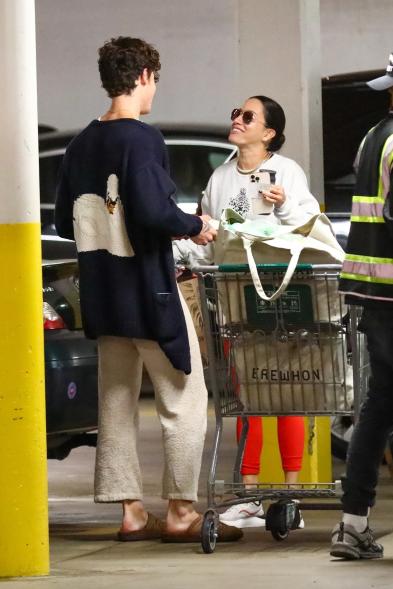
201 154 320 223
173 153 320 266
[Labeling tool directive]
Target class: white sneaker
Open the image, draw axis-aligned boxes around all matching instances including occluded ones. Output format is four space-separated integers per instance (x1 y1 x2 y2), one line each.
293 500 305 529
297 515 305 529
219 501 265 528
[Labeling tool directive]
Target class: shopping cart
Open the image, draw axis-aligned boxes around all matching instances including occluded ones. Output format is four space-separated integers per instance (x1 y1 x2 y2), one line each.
193 263 363 553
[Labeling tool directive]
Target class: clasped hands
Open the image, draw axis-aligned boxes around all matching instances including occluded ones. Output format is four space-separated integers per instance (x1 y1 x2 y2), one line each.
190 215 217 245
171 214 217 243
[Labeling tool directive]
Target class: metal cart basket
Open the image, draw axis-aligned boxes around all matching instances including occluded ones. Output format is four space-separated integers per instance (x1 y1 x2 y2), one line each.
194 263 363 553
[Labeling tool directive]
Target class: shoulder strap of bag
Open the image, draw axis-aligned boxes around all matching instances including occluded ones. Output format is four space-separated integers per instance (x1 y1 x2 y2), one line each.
239 213 344 302
242 237 302 302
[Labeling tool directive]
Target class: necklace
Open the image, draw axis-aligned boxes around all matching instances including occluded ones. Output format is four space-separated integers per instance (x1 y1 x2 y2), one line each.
236 152 272 174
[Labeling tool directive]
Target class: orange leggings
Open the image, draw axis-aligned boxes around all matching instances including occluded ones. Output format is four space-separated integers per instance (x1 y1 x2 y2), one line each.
236 416 305 476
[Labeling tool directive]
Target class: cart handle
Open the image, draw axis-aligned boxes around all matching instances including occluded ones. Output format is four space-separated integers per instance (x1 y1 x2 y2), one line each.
217 263 313 272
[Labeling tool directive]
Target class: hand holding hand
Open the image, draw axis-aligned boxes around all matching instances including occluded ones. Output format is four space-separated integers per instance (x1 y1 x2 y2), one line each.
191 215 217 246
261 184 286 208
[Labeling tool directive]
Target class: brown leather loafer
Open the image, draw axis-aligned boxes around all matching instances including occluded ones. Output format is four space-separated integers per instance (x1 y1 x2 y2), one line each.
117 512 164 541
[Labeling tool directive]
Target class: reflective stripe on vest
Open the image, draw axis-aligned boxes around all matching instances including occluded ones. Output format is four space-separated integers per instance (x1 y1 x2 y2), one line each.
350 134 393 223
350 196 385 223
340 121 393 301
341 253 393 284
377 134 393 197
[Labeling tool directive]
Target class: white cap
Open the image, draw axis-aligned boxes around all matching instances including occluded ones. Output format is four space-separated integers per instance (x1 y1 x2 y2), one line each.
367 53 393 91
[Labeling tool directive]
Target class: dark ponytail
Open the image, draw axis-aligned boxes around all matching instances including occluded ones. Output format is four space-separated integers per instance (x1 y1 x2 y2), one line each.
251 95 286 152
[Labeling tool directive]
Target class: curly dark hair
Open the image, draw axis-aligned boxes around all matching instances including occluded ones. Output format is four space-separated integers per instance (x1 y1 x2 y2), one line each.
98 37 161 98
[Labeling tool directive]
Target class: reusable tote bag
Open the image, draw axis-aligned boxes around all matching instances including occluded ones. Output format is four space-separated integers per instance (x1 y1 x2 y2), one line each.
229 329 352 414
213 210 351 413
213 209 345 324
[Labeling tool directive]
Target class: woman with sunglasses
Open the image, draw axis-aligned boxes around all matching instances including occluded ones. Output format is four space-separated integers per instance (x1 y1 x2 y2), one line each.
201 95 320 529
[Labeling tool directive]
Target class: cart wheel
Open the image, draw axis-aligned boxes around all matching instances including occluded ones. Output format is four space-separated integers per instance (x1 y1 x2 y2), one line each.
265 501 291 542
201 510 217 554
270 527 289 542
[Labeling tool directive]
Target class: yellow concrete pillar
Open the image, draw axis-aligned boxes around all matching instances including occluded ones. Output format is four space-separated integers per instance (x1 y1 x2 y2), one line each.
258 417 332 484
0 0 49 578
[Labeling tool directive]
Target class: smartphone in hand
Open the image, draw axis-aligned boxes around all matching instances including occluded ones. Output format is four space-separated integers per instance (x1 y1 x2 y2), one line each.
250 169 276 215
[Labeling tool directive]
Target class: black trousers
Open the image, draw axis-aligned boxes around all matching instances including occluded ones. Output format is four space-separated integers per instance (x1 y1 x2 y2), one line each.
343 307 393 515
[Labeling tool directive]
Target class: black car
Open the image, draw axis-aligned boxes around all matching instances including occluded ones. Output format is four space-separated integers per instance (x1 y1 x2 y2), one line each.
322 68 388 212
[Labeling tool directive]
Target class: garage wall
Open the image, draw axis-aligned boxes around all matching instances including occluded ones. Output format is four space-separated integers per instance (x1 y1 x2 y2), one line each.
320 0 393 75
35 0 393 198
35 0 325 194
35 0 239 130
36 0 393 131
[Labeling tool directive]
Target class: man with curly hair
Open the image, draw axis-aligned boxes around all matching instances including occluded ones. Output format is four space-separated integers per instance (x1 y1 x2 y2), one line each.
55 36 241 544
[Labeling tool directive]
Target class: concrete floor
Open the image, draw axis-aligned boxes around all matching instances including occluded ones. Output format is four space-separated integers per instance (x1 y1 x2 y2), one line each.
3 399 393 588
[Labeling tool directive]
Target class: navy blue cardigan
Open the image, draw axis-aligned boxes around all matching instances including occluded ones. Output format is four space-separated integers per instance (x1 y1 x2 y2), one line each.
55 119 202 374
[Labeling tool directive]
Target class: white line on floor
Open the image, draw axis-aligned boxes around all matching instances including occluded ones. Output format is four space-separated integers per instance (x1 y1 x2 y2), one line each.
49 496 94 502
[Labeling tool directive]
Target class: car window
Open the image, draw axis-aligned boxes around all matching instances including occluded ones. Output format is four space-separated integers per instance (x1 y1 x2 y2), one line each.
325 172 357 212
166 143 235 207
322 78 389 214
39 152 64 204
208 150 230 170
38 139 236 222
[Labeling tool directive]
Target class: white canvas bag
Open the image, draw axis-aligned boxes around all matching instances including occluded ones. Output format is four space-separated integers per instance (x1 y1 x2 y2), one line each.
230 330 353 414
214 209 345 324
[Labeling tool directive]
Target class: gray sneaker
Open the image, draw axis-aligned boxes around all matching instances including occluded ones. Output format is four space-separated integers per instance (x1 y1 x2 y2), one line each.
330 522 383 560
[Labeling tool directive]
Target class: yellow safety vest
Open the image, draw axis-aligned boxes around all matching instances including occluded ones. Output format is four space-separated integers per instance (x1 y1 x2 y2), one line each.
339 115 393 302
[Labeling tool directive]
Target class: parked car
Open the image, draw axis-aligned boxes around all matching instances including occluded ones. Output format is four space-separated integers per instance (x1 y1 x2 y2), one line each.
322 69 390 456
40 70 390 459
37 123 354 254
40 70 389 247
43 259 98 459
40 126 237 458
39 125 237 247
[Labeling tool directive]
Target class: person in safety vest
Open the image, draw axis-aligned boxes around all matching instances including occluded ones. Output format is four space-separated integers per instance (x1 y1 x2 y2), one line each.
331 53 393 561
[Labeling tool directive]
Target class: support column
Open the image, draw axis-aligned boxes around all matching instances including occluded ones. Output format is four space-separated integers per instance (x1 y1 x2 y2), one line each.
237 0 324 206
0 0 49 577
259 417 332 485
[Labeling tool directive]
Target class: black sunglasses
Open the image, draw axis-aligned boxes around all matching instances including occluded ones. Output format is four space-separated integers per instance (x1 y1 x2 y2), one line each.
231 108 257 125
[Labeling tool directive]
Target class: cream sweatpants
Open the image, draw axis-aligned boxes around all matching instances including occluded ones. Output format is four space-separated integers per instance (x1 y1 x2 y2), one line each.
94 291 208 503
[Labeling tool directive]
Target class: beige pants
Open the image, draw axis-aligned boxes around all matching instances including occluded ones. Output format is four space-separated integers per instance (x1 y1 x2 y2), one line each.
94 292 208 503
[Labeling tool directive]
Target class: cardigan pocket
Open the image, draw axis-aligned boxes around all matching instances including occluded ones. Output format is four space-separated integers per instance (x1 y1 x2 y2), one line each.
152 292 177 341
154 292 172 304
